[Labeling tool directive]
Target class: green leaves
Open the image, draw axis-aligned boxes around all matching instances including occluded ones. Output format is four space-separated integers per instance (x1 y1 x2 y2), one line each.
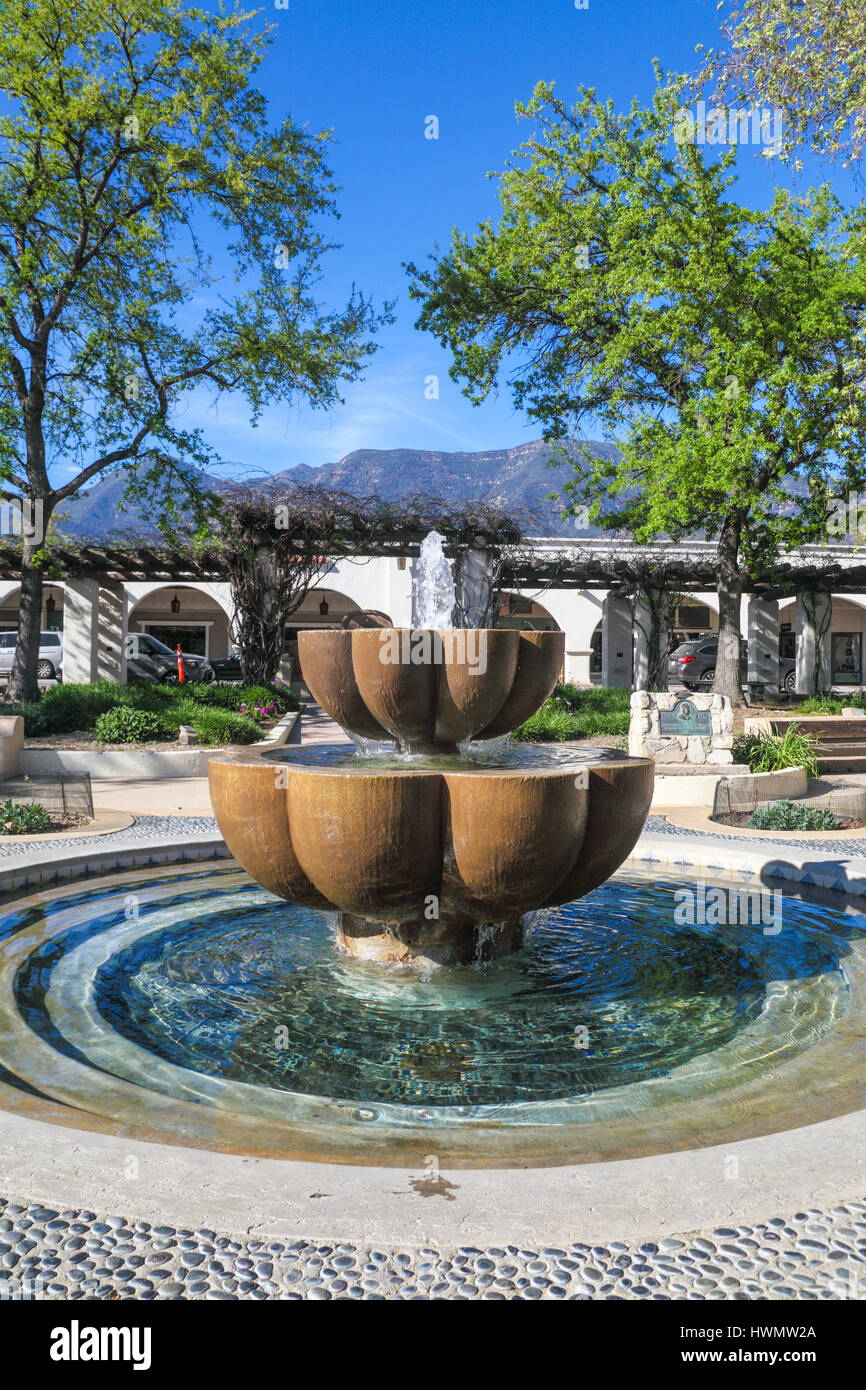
0 0 391 516
408 79 866 569
705 1 866 167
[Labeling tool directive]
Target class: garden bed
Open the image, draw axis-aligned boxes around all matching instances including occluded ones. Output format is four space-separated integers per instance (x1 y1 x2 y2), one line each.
1 806 88 836
1 679 298 748
713 809 861 831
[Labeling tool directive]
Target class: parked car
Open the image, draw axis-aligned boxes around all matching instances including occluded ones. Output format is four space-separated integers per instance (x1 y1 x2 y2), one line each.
209 653 242 681
211 651 295 683
668 636 796 692
0 629 63 680
126 632 214 683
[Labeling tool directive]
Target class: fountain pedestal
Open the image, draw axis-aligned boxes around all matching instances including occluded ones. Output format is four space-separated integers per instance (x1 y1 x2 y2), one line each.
336 913 524 969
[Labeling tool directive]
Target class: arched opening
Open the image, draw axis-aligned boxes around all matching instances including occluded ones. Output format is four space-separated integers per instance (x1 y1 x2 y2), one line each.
0 582 65 633
779 595 866 687
496 592 560 631
288 587 394 676
670 595 719 646
127 584 232 661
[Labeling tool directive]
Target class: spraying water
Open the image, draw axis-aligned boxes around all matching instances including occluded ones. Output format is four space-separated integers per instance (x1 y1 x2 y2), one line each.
413 531 456 628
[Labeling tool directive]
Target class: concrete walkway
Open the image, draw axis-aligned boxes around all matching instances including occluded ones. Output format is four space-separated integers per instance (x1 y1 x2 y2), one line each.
297 697 351 746
91 699 349 818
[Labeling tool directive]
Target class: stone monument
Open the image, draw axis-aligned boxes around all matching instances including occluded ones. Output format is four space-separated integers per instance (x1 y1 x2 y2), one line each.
629 690 734 766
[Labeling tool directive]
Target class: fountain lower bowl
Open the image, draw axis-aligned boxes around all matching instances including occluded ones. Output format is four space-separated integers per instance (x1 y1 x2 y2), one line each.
207 744 654 959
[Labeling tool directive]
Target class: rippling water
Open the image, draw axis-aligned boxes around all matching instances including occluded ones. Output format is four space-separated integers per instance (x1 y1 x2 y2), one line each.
46 875 840 1112
259 740 625 772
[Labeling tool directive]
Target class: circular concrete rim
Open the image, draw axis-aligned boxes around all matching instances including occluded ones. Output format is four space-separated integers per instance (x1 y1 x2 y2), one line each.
661 807 866 840
0 808 134 843
1 833 866 1245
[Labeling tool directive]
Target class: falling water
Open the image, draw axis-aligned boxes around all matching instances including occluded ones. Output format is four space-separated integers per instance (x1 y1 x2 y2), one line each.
413 531 456 628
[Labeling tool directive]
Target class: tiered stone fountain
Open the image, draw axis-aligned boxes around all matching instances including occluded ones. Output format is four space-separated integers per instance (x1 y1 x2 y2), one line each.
209 537 654 968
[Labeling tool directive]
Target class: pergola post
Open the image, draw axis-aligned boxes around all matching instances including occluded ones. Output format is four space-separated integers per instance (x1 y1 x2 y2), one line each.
96 582 127 682
62 579 127 683
62 579 99 683
746 597 780 698
601 593 633 687
795 590 832 695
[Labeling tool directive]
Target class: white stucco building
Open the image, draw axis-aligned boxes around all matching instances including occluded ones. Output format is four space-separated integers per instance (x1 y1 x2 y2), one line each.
1 538 864 694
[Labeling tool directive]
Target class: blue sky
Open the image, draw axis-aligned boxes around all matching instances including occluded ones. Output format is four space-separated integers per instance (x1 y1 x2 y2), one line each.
185 0 861 476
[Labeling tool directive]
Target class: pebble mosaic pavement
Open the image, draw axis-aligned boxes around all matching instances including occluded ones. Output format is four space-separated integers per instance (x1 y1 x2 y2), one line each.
2 1198 866 1301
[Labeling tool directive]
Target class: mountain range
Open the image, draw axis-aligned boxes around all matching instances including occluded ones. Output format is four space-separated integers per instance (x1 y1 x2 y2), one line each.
53 438 622 541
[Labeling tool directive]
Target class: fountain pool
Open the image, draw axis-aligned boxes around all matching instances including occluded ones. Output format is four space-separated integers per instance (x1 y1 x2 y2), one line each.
2 858 865 1168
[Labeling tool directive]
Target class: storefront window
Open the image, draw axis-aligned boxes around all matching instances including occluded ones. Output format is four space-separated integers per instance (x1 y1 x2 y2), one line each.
832 632 861 685
144 625 207 657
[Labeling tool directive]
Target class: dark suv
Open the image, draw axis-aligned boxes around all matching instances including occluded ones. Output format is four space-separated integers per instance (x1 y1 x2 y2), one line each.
668 636 796 692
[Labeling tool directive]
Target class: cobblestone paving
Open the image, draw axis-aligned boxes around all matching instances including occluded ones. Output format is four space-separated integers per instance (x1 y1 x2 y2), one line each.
5 811 865 862
0 815 219 858
1 1196 864 1300
645 815 866 857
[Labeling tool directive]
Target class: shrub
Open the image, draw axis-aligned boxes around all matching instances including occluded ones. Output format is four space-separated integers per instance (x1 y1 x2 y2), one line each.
0 799 53 834
569 709 630 738
512 685 630 742
32 680 125 733
11 699 52 738
732 732 762 766
1 677 297 739
795 696 845 715
733 723 820 779
550 684 631 714
158 680 298 715
748 800 840 831
171 704 261 745
93 706 165 743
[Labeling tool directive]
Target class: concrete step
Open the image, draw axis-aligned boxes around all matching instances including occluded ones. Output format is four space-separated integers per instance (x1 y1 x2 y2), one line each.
771 718 866 738
817 755 866 773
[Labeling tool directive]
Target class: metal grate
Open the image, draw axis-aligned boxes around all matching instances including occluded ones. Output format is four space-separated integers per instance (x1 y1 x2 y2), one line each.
0 773 93 819
713 775 866 826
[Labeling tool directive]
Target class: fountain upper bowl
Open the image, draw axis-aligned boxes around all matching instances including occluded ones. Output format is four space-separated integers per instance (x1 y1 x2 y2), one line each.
298 627 565 751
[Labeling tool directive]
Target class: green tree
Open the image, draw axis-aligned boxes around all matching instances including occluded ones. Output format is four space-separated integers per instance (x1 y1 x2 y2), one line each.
0 0 390 699
408 80 866 702
702 1 866 168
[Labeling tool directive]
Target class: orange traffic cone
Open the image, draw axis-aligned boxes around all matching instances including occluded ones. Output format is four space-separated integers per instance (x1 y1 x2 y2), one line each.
176 644 185 682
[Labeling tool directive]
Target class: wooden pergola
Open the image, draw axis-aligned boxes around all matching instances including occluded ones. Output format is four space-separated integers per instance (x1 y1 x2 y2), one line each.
500 539 866 597
0 533 864 596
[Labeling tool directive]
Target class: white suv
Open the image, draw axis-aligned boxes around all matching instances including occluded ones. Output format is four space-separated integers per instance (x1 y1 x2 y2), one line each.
0 630 63 680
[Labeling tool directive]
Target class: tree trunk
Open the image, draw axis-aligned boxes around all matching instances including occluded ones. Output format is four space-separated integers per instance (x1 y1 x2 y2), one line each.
229 548 285 686
714 515 744 708
633 585 670 691
7 541 47 703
